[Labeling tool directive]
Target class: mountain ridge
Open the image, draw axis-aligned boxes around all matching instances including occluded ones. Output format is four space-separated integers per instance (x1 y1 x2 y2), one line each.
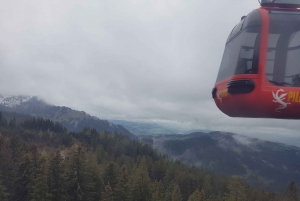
0 95 136 139
110 119 183 135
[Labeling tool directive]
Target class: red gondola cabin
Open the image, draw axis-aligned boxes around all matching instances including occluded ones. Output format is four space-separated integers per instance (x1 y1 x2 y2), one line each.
213 0 300 119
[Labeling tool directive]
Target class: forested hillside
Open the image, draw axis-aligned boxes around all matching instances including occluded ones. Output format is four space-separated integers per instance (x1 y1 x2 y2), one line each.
0 112 293 201
145 132 300 192
0 95 135 139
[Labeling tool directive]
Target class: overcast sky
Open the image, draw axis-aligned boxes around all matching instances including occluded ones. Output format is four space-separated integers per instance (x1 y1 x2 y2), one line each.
1 0 300 145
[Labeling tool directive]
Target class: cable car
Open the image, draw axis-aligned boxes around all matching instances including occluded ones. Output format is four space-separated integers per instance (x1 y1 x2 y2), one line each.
212 0 300 119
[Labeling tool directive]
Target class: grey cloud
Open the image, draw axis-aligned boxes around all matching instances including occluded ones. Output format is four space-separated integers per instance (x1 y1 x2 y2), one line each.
2 0 300 146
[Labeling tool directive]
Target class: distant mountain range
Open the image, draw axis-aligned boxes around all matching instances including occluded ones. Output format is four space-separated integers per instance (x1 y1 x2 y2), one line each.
0 95 136 139
111 120 214 136
140 132 300 191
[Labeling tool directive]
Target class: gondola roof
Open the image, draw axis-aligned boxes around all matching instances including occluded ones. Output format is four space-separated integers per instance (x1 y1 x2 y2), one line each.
260 0 300 8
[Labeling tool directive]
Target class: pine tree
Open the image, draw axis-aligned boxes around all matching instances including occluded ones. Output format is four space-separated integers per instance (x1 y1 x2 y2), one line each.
203 174 212 197
0 174 9 201
13 153 35 201
151 180 163 201
130 158 152 201
47 151 67 201
114 165 129 201
9 144 40 201
171 184 183 201
0 135 14 194
65 145 95 201
102 182 113 201
200 189 205 200
223 179 246 201
31 157 51 201
285 180 298 201
188 189 204 201
103 162 118 190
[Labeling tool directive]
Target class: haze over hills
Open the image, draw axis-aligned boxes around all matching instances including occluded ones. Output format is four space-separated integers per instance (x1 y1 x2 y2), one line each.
0 95 136 139
140 131 300 191
110 120 182 135
111 120 213 136
114 119 300 147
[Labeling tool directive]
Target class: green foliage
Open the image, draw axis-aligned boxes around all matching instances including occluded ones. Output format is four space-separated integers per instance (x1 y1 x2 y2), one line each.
47 151 67 201
130 158 152 201
114 165 129 201
223 179 247 201
21 117 66 133
171 184 183 201
31 158 51 201
65 144 96 201
103 162 118 190
102 182 113 201
187 188 204 201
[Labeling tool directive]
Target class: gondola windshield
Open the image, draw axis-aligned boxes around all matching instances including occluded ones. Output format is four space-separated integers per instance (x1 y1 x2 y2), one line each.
216 10 261 83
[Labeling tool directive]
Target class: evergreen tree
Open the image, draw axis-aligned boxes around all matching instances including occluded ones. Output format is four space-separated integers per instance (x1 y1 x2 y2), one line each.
103 162 118 190
224 179 246 201
285 180 298 201
151 180 163 201
130 159 152 201
102 182 113 201
47 151 67 201
171 184 183 201
13 153 36 201
200 189 205 200
0 135 14 194
114 165 129 201
65 145 95 201
188 189 204 201
31 157 51 201
0 174 9 201
203 174 212 196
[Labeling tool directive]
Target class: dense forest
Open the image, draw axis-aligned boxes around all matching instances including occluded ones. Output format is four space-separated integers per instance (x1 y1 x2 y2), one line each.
0 112 297 201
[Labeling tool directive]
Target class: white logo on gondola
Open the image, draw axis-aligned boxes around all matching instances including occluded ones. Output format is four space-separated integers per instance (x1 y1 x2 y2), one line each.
217 91 222 104
272 89 290 112
216 89 228 104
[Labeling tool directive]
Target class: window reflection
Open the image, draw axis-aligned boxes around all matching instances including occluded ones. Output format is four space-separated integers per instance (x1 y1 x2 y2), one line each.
266 11 300 87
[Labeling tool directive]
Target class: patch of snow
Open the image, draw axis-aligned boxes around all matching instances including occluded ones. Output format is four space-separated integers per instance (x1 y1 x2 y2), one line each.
0 95 32 108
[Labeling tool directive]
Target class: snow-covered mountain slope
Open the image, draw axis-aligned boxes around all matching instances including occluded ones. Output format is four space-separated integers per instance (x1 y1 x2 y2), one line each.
0 95 32 108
